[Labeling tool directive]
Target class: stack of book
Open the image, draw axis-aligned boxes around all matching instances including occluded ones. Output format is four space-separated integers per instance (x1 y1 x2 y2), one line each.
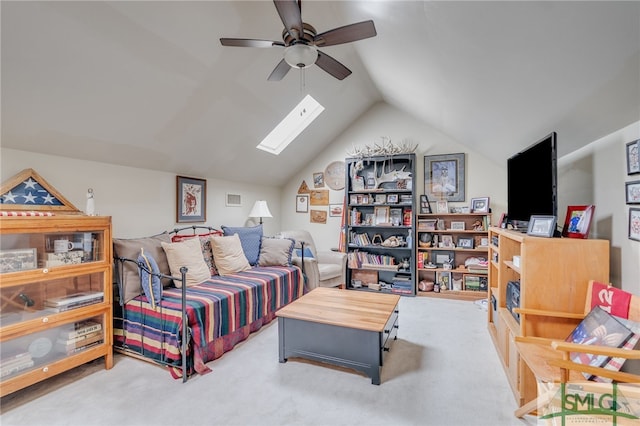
0 351 34 378
56 321 103 355
392 275 413 295
45 291 104 312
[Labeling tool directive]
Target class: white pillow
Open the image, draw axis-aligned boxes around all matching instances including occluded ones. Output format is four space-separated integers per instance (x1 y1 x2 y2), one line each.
209 234 251 276
161 237 211 287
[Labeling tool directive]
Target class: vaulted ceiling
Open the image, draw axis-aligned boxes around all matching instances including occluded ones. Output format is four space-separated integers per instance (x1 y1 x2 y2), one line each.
2 1 639 186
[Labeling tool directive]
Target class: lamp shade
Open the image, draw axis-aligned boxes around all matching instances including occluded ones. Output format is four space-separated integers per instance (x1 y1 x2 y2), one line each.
249 200 273 222
284 44 318 69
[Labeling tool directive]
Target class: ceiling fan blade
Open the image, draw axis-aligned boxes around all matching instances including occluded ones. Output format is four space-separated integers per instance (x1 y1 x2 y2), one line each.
267 58 292 81
220 38 284 48
314 20 377 47
315 50 351 80
273 0 303 40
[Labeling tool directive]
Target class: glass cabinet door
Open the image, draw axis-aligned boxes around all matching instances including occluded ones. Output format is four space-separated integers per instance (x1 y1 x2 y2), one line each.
0 230 105 272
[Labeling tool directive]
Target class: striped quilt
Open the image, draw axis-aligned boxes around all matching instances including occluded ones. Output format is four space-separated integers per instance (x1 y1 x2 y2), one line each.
113 265 304 378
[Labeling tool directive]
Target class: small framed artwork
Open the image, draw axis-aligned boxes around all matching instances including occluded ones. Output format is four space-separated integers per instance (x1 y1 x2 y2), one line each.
562 205 595 238
629 208 640 241
329 204 343 217
527 215 557 238
436 200 449 214
0 248 38 273
387 194 398 204
440 235 454 248
470 197 490 213
310 209 327 224
450 221 465 230
435 251 455 268
349 194 358 205
474 235 489 247
313 172 325 188
457 237 474 249
310 190 329 206
296 195 309 213
626 139 639 175
374 194 387 204
374 206 390 225
436 271 452 290
176 175 206 223
625 180 640 204
420 195 431 214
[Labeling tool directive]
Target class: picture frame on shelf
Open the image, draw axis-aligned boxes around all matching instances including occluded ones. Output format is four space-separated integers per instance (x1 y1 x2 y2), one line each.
176 175 206 223
329 204 343 217
450 221 465 230
440 235 454 248
436 200 449 214
526 215 557 238
0 248 38 273
436 270 452 290
625 180 640 204
457 236 474 249
419 219 437 231
470 197 490 213
434 251 455 268
349 194 359 205
561 205 595 239
626 139 639 175
474 235 489 247
352 176 365 191
390 208 403 226
374 206 390 225
374 194 387 204
424 153 466 202
387 194 399 204
296 194 309 213
629 208 640 241
419 195 431 214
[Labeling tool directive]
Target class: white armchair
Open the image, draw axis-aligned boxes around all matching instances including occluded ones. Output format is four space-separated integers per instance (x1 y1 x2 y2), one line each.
277 230 346 290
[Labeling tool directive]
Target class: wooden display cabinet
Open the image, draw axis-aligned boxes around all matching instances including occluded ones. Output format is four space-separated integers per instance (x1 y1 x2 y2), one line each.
0 215 113 397
416 212 490 300
345 153 416 296
486 227 609 407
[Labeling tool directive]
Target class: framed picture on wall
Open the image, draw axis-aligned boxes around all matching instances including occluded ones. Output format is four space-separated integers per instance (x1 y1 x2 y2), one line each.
296 195 309 213
626 139 640 175
424 153 466 202
625 181 640 204
176 175 206 223
629 208 640 241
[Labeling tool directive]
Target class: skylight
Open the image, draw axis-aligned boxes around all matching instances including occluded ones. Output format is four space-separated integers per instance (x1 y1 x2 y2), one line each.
256 94 325 155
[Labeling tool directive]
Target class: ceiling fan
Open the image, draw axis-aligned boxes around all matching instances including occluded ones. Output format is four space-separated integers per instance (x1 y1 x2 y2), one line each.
220 0 377 81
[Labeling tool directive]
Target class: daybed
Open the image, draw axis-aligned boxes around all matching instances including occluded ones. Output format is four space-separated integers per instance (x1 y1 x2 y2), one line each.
112 225 305 381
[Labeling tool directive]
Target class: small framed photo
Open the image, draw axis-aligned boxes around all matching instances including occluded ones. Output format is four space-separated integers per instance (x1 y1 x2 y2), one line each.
436 271 452 289
626 139 639 175
419 195 431 214
329 204 343 217
0 248 38 273
470 197 490 213
349 194 358 205
176 175 206 223
440 235 454 248
296 194 309 213
629 208 640 241
374 206 390 225
625 180 640 204
474 235 489 247
450 221 465 230
387 194 398 204
436 200 449 214
313 172 325 188
527 215 557 238
375 194 387 204
435 251 455 268
457 236 474 249
561 205 595 239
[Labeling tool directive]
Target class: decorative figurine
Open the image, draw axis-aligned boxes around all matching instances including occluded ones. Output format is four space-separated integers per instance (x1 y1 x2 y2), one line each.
86 188 95 216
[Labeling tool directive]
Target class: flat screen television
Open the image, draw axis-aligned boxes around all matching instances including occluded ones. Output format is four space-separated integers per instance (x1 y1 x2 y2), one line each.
507 132 558 231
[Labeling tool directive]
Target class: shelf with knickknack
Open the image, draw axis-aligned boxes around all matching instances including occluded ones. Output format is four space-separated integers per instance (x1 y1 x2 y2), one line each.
345 153 416 296
415 212 490 300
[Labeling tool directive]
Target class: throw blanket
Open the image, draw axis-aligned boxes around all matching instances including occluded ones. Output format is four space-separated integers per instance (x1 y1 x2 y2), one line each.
113 266 304 378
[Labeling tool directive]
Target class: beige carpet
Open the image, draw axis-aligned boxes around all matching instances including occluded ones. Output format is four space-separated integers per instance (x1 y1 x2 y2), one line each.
0 296 534 426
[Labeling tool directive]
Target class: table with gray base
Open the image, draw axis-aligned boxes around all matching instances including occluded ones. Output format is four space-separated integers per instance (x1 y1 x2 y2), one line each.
276 287 400 385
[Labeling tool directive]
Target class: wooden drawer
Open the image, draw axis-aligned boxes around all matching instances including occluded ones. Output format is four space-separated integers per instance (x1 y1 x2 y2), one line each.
380 305 399 360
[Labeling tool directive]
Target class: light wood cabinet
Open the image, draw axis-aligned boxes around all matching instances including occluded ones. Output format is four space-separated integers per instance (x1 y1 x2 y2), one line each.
0 215 113 396
487 227 609 406
416 212 490 300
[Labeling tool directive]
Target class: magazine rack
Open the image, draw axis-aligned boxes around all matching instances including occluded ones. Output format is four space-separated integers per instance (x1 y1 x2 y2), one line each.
513 280 640 418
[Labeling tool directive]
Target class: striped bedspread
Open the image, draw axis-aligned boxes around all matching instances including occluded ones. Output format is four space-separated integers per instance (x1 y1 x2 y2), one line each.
113 265 304 378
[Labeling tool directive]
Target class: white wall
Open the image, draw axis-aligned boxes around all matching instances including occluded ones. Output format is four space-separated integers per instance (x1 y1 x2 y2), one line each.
558 120 640 292
0 149 281 238
281 102 506 251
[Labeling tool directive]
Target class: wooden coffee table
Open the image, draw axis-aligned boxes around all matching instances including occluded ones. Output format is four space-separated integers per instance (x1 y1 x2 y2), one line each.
276 287 400 385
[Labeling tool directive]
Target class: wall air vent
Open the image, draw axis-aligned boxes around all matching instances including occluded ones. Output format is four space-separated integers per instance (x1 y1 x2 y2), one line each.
226 193 242 207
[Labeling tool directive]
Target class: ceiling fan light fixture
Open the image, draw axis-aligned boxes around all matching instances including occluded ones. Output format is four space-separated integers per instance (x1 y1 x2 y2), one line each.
284 44 318 68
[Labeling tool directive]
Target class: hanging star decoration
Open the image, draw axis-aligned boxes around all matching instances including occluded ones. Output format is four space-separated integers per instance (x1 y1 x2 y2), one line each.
0 169 80 213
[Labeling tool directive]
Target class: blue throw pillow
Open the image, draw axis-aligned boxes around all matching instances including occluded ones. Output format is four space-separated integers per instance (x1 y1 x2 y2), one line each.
138 249 162 309
294 247 315 259
221 224 263 266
